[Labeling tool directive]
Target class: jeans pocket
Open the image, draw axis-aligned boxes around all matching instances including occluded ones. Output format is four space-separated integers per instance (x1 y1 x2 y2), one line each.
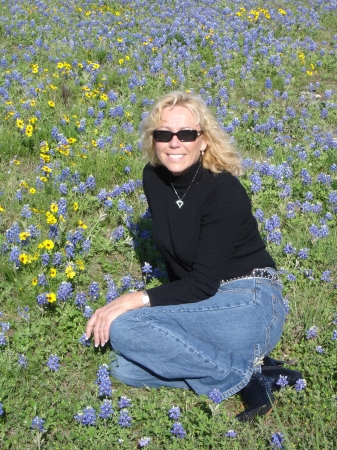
265 294 286 353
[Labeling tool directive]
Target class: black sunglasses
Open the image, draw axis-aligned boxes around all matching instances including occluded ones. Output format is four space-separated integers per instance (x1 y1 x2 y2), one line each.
153 129 204 142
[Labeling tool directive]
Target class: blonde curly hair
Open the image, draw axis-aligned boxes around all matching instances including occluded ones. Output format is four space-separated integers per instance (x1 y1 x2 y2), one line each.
140 91 243 176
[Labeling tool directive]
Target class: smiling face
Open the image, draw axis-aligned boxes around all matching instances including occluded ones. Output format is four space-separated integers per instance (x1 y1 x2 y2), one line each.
154 106 207 176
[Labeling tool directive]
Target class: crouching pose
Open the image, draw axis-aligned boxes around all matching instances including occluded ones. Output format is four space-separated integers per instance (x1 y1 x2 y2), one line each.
86 91 301 421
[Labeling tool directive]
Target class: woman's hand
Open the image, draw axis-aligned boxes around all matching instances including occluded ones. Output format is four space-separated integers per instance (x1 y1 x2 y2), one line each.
85 291 144 347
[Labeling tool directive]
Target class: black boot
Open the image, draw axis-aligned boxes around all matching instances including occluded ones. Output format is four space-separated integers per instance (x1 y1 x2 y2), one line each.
262 356 284 367
261 366 302 387
236 373 275 422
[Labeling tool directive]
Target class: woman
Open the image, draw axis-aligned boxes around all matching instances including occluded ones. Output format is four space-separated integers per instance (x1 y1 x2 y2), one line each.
86 91 301 422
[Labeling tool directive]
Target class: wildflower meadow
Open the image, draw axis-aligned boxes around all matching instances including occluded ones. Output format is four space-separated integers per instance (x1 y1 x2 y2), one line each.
0 0 336 448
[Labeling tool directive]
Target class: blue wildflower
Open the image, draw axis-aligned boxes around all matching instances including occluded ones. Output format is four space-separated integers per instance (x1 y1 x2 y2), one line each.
118 396 132 409
118 409 132 427
276 375 289 388
225 430 237 438
30 416 46 432
46 354 60 371
99 400 114 419
295 379 307 392
168 406 181 420
208 388 223 404
18 354 29 368
138 437 151 447
306 326 318 339
170 422 186 438
270 432 284 449
74 406 97 426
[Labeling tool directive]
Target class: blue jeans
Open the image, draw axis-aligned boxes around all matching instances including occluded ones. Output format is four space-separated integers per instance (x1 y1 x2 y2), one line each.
109 269 285 401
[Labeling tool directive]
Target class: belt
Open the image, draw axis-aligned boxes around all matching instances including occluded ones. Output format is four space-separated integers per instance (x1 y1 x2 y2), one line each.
221 268 280 285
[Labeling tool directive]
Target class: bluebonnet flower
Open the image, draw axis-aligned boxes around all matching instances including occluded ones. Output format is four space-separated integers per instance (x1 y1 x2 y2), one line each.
287 274 296 282
18 354 29 368
170 422 186 438
18 306 30 320
82 239 91 253
59 183 68 195
225 430 237 438
121 275 133 292
74 406 97 426
321 270 331 282
21 204 32 219
58 198 67 217
86 175 96 190
38 274 48 286
297 248 309 259
142 262 152 274
30 416 46 432
208 388 223 404
99 400 114 419
306 326 318 339
57 282 73 301
88 281 100 300
270 432 284 449
36 293 48 306
276 375 289 388
250 173 262 193
294 379 307 392
283 298 290 315
283 243 294 254
316 346 325 354
0 322 10 332
0 333 6 346
138 437 151 447
46 354 60 371
95 364 113 397
111 226 124 242
0 403 3 416
41 252 50 266
83 306 93 319
75 292 87 308
332 330 337 341
79 333 91 347
118 396 132 409
118 409 132 427
53 252 63 266
168 406 181 420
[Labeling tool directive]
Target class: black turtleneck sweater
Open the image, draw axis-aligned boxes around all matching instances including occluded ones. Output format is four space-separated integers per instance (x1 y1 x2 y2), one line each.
142 160 275 307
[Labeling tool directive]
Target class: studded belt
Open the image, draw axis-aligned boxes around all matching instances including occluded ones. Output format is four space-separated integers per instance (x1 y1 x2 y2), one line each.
220 268 280 285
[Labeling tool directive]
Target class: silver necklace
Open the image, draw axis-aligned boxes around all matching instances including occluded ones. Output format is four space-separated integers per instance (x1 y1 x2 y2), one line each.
170 163 201 208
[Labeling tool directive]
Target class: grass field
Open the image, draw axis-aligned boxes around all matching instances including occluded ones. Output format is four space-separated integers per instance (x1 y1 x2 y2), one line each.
0 0 336 448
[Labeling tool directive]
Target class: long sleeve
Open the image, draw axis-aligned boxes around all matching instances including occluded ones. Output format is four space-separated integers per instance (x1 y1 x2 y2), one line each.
143 163 275 307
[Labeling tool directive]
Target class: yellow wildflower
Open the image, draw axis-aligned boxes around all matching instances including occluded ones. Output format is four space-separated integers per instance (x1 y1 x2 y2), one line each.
19 253 29 264
50 203 58 213
42 166 52 173
46 292 56 303
78 220 87 229
16 118 25 129
19 231 31 241
50 268 57 278
46 214 57 225
76 260 85 271
0 206 5 212
29 188 36 194
43 239 55 250
73 202 79 211
25 125 33 137
65 264 76 279
32 277 38 286
48 100 55 108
